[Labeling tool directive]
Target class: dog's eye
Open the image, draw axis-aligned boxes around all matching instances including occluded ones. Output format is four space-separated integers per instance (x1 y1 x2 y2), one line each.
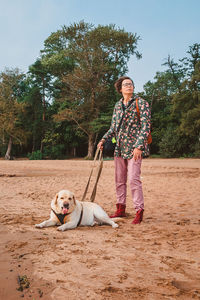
68 197 72 200
60 197 64 200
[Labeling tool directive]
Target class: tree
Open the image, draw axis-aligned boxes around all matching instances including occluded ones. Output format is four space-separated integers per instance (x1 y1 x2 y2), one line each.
142 43 200 157
22 86 44 153
28 59 56 152
0 69 27 159
171 56 200 156
42 21 141 158
142 70 181 154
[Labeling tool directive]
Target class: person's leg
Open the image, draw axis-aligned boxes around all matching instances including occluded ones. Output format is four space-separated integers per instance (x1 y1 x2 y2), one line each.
128 158 144 223
115 156 128 205
110 156 127 218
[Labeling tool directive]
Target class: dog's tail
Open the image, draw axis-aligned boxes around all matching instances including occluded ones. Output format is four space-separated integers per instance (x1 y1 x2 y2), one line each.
111 217 126 223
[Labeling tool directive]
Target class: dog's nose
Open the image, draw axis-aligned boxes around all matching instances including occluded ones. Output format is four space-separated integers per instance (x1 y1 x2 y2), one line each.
63 203 69 209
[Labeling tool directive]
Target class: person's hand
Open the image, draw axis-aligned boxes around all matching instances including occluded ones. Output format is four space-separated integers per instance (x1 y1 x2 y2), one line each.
97 139 105 150
133 148 142 161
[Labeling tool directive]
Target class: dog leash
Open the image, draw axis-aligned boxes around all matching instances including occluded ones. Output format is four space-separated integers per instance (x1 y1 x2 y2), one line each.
81 147 103 203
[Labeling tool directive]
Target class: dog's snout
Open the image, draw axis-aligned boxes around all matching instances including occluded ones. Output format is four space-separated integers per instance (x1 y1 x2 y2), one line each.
63 203 69 209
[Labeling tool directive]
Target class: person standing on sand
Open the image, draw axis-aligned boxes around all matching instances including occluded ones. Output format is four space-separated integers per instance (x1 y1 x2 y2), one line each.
97 76 151 224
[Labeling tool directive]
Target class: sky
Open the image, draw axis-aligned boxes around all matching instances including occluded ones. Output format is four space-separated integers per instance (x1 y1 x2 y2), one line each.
0 0 199 92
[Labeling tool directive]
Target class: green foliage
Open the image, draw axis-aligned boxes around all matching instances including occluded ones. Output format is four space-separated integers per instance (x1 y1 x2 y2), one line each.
27 150 42 160
0 69 28 158
43 144 65 159
159 128 187 157
42 130 65 159
143 43 200 158
194 142 200 157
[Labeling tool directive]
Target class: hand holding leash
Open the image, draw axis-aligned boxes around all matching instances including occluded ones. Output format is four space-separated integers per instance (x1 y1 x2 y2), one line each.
97 139 105 151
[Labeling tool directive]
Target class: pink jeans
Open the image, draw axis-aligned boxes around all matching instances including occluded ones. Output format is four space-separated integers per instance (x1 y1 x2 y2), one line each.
114 156 144 211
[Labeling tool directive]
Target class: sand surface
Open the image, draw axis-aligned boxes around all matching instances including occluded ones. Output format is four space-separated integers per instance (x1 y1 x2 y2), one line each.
0 158 200 300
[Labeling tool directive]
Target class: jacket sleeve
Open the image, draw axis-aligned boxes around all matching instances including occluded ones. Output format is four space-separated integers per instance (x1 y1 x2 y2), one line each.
101 105 117 140
134 99 151 150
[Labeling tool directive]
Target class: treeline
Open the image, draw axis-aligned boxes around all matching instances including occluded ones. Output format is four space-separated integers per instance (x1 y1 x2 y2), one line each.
0 21 199 159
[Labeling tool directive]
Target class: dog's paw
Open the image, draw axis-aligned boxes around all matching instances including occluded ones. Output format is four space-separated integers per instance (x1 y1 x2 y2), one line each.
57 225 66 232
112 223 119 228
35 223 43 228
91 221 98 227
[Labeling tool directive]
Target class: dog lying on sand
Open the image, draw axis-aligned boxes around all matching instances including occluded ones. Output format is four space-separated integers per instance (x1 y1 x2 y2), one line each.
35 190 121 231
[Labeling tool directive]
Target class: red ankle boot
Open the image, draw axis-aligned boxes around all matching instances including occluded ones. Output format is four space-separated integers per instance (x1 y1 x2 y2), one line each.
132 209 144 224
110 204 126 218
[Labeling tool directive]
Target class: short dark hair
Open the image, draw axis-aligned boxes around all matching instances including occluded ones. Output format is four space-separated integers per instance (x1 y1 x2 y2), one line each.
114 76 134 94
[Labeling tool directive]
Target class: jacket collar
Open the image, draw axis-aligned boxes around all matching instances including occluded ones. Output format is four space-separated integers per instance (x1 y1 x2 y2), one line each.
119 94 138 111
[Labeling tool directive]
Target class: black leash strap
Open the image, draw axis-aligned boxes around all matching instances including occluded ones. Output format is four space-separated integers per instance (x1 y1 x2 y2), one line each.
77 203 83 227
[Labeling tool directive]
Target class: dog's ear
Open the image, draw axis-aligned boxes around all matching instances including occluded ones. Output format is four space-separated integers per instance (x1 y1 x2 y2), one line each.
73 195 76 205
54 193 58 205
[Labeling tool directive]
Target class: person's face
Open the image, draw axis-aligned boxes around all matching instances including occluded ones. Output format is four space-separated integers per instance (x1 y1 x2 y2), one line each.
120 79 134 95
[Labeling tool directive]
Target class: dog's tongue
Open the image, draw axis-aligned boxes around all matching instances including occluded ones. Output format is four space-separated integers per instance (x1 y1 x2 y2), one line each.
62 208 69 214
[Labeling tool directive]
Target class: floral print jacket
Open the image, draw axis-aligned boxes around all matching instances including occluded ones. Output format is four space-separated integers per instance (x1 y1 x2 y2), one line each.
102 95 151 159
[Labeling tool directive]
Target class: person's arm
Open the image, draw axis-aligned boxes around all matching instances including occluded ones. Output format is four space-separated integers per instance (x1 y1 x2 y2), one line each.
133 99 151 158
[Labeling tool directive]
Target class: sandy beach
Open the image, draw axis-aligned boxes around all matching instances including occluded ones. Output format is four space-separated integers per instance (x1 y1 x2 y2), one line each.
0 158 200 300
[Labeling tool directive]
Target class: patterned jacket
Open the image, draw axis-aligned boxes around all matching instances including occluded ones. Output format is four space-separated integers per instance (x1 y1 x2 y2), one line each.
102 95 151 159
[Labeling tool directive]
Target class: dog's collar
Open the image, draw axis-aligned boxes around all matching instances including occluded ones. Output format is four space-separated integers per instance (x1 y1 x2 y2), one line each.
51 204 83 227
77 203 83 227
51 208 70 225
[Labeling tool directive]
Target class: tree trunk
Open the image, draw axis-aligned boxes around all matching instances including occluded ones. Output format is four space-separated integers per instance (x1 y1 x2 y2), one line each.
32 133 36 152
5 137 13 160
42 78 46 121
40 140 43 153
70 147 76 157
87 134 95 159
73 147 76 157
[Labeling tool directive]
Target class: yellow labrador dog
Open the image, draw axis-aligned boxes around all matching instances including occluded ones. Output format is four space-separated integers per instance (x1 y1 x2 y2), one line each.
35 190 120 231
